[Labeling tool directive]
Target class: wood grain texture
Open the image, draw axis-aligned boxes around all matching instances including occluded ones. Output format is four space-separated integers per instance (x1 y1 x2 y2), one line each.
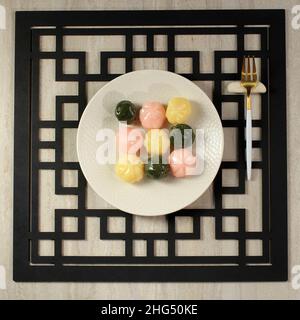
0 0 299 299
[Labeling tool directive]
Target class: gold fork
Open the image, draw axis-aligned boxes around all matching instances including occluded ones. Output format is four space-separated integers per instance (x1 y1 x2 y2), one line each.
240 56 258 180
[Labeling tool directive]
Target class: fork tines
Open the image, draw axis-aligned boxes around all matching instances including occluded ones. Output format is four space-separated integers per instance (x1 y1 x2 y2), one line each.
241 56 257 82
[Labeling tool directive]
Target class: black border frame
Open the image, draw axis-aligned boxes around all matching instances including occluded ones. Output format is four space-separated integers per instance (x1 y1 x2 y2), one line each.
13 10 287 282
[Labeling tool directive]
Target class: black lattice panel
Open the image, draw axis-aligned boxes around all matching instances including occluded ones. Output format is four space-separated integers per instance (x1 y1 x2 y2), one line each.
14 10 287 282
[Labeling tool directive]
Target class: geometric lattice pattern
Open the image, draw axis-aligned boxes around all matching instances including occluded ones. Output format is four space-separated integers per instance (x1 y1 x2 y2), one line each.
14 10 287 281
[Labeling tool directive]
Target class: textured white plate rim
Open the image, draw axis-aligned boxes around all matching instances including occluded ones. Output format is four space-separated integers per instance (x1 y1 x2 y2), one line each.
77 70 224 216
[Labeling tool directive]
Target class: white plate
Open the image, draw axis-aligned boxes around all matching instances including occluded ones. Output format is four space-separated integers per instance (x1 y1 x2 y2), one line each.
77 70 223 216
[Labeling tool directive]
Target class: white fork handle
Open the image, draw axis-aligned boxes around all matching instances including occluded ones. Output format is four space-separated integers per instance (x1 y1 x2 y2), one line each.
246 109 252 180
